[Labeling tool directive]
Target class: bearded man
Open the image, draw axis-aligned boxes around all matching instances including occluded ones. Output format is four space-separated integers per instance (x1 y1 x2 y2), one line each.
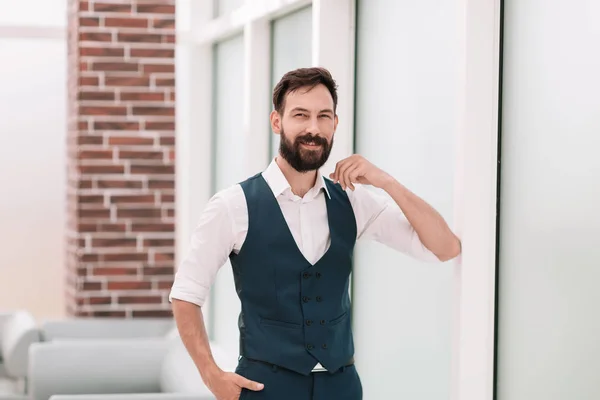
170 67 461 400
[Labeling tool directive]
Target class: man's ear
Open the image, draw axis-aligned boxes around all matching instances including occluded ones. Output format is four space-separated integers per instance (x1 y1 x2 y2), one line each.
270 110 282 134
334 114 339 131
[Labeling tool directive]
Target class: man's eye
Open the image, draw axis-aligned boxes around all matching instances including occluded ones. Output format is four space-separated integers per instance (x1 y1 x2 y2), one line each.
295 113 307 117
319 115 331 119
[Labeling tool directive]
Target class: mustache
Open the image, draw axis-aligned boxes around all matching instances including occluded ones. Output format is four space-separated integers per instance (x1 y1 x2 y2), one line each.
295 134 328 147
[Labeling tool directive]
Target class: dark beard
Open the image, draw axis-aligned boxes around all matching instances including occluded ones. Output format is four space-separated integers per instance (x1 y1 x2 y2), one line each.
279 128 333 173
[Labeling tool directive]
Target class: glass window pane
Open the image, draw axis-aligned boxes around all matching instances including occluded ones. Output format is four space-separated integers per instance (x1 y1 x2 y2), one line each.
496 1 600 399
214 0 243 18
213 34 246 192
0 0 67 27
352 0 457 398
269 6 312 159
211 33 245 357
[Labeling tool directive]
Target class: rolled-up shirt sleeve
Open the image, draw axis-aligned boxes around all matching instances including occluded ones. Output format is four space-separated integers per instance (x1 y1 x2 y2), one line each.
169 191 236 307
350 185 441 263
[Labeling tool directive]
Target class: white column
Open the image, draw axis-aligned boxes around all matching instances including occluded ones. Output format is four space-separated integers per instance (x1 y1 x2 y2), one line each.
311 0 356 172
243 16 272 173
175 0 215 330
451 0 502 399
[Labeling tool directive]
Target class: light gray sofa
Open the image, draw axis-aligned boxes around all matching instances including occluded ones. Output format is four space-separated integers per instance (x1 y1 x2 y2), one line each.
27 335 236 400
0 310 178 400
0 311 227 400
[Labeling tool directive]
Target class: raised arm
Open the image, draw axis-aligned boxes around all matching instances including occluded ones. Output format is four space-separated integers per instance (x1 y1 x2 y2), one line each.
331 154 461 262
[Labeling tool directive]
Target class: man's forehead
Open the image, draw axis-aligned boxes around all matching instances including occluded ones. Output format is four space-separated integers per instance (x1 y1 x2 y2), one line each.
285 86 334 109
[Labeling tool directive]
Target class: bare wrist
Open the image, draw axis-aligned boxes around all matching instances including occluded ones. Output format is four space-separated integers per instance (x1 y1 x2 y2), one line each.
199 359 222 380
381 175 400 192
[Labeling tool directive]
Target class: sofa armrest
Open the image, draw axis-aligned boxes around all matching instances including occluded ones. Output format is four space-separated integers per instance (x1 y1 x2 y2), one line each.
28 339 169 400
49 394 214 400
0 312 14 345
1 311 40 379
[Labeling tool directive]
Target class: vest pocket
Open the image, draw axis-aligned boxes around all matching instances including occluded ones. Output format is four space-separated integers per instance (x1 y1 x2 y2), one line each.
329 311 348 326
259 317 302 329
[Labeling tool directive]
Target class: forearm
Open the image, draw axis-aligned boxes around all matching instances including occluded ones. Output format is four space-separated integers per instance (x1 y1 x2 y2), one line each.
171 299 220 379
382 178 461 261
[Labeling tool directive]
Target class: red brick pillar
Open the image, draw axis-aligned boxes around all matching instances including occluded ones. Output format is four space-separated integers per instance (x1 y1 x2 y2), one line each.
67 0 176 318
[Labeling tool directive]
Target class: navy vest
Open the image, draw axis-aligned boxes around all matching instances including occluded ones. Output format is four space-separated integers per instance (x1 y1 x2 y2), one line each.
229 173 357 376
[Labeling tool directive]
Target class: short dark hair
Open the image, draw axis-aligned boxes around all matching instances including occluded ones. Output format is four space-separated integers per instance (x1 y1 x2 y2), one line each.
272 67 338 115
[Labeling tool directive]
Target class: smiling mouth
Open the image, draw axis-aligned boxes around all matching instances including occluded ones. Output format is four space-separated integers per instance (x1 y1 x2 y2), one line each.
301 142 321 148
299 139 324 149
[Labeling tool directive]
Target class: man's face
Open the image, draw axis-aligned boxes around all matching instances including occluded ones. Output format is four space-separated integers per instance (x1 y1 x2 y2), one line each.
270 84 338 173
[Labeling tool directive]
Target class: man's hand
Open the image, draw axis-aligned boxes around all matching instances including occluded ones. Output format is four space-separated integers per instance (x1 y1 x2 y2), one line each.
330 154 394 190
203 367 264 400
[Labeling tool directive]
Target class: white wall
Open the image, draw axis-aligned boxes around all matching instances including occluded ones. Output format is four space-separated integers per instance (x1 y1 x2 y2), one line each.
0 0 67 318
352 0 458 398
0 0 66 27
496 1 600 399
0 36 67 318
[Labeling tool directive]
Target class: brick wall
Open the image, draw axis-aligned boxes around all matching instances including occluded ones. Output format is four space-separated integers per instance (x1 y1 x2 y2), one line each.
67 0 176 318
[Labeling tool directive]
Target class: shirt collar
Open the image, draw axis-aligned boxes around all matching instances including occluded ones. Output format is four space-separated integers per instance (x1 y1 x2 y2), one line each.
262 158 331 199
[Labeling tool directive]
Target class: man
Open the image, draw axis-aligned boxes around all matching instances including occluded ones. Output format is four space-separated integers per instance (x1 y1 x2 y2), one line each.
170 67 461 400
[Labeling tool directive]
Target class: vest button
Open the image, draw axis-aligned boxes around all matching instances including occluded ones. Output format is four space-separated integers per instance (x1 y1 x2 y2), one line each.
316 272 322 278
303 272 311 279
320 320 326 325
316 296 322 302
322 343 328 349
307 344 314 350
306 320 313 326
303 296 310 303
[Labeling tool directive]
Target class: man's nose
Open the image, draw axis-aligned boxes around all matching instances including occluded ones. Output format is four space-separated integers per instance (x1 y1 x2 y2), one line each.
306 117 320 135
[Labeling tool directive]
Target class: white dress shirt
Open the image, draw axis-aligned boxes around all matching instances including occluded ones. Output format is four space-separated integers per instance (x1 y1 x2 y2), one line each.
169 159 440 307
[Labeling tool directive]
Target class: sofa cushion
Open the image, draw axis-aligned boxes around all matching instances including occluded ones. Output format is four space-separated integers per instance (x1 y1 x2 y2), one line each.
1 311 40 378
28 339 168 400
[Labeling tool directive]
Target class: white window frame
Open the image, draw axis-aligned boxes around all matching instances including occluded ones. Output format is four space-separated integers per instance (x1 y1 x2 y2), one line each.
176 0 502 399
452 0 502 400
